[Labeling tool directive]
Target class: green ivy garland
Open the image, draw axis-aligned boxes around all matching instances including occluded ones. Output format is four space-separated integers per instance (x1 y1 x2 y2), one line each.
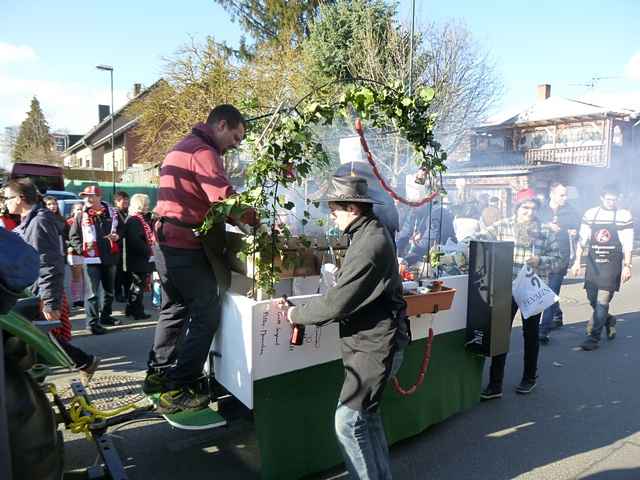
199 80 447 295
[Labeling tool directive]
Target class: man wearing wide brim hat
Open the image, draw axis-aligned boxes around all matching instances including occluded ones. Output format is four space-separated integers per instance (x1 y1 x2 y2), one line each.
282 175 409 479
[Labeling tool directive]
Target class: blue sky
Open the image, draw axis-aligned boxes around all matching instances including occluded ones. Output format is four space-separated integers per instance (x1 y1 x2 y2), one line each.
1 0 639 165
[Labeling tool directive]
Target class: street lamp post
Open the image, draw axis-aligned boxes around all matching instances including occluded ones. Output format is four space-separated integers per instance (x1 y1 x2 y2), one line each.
96 64 116 196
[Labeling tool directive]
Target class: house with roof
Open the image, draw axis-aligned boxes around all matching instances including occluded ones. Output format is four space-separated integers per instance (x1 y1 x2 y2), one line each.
444 84 640 214
63 80 165 182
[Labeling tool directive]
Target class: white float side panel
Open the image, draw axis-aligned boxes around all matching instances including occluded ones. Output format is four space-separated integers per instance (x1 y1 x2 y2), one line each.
214 293 256 409
213 275 469 405
251 295 342 381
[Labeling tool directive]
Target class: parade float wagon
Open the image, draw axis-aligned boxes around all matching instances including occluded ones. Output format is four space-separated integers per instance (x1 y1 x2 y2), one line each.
213 271 480 479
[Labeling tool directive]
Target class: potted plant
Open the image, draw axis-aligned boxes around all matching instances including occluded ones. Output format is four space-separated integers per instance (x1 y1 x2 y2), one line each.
403 245 456 316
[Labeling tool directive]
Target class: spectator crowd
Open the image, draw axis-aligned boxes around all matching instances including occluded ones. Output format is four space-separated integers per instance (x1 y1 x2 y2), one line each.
0 181 158 383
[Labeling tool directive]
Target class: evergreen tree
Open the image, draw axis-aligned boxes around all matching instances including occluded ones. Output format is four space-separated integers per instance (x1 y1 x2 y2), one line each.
303 0 398 86
213 0 332 56
13 96 56 164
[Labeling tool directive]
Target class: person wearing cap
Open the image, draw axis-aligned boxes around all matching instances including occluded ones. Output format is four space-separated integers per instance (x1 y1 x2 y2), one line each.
571 184 633 351
282 176 408 480
477 188 561 399
144 104 257 414
68 184 123 335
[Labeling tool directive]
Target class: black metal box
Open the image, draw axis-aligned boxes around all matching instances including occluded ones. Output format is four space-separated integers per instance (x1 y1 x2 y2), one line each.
465 240 514 357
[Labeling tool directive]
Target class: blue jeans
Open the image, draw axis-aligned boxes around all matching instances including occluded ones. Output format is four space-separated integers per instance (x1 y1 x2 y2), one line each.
335 404 392 480
586 285 615 341
539 271 565 336
333 349 402 479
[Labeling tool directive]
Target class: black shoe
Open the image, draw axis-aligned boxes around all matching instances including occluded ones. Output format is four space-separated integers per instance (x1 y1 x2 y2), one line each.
72 301 84 308
90 324 108 335
115 294 127 303
100 316 121 326
133 312 152 320
580 337 600 351
515 378 537 394
480 384 503 400
538 334 550 345
81 356 101 384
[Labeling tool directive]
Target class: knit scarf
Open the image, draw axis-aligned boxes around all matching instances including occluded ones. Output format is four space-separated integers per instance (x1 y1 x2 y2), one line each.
81 202 118 264
131 212 154 251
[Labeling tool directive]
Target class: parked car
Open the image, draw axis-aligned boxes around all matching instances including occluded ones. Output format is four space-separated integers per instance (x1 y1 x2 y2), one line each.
45 190 78 201
10 162 64 192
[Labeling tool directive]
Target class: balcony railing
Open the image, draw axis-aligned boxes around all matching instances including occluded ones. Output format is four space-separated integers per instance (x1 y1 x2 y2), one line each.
524 145 607 167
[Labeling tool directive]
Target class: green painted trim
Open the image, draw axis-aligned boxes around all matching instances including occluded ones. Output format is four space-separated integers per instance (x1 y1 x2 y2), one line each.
253 329 484 480
64 180 158 206
0 311 73 368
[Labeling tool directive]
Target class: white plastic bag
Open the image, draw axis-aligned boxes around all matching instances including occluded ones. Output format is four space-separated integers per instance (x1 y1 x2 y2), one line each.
512 265 559 319
318 263 338 293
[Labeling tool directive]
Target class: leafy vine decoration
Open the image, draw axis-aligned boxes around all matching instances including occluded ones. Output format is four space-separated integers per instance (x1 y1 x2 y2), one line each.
199 80 448 295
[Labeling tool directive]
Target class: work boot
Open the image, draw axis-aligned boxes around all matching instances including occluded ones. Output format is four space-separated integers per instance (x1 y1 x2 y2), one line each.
142 371 171 395
606 324 617 340
81 356 101 385
538 334 550 345
580 337 600 351
480 384 503 401
157 388 210 414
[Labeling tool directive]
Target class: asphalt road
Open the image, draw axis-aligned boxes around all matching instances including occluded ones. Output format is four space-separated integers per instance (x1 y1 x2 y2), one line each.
56 270 640 480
